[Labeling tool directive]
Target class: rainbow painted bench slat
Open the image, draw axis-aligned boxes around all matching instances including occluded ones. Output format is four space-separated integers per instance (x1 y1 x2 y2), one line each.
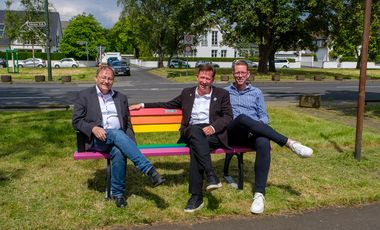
74 108 253 199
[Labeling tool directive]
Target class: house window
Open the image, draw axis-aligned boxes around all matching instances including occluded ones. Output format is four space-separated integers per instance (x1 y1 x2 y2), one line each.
211 31 218 46
0 23 5 38
211 50 218 57
200 35 207 46
221 50 227 57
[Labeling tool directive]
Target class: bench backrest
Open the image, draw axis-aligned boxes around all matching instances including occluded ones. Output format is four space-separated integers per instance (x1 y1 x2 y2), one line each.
130 108 182 133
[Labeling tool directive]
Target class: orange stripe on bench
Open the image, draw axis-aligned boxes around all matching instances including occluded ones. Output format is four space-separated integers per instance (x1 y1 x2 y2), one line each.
131 115 182 125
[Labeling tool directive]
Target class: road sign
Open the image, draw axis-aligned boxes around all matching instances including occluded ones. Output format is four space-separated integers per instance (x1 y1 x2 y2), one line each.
27 21 46 28
184 45 192 56
184 34 194 45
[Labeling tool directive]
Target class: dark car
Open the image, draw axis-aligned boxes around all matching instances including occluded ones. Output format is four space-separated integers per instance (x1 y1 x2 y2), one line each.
111 61 130 76
0 58 7 68
195 60 219 68
107 57 119 66
233 59 258 69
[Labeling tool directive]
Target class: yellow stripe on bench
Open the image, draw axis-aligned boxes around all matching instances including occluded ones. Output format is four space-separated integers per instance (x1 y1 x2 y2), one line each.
133 124 181 133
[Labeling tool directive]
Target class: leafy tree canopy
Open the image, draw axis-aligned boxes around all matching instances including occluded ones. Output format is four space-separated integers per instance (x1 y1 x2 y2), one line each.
59 13 108 60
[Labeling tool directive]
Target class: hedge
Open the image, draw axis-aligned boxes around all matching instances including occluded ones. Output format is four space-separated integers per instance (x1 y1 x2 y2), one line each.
0 51 66 60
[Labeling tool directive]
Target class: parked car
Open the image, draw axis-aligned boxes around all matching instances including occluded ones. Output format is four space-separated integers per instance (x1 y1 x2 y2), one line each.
274 59 289 68
233 59 257 68
111 61 130 76
195 60 220 68
168 59 190 68
18 58 46 68
53 58 79 68
0 58 7 68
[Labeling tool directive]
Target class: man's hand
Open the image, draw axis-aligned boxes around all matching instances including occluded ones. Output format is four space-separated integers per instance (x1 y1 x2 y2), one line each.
129 103 143 110
202 125 215 136
92 126 107 142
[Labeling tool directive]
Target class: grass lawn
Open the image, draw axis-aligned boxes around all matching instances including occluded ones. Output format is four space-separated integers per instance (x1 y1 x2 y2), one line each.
0 106 379 229
149 67 380 83
0 67 98 82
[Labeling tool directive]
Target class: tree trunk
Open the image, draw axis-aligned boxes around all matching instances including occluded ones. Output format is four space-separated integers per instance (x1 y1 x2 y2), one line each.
268 49 276 72
258 44 270 74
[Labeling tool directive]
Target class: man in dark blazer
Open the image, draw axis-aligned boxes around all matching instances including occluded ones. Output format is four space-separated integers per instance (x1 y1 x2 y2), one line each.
130 64 232 212
72 66 165 208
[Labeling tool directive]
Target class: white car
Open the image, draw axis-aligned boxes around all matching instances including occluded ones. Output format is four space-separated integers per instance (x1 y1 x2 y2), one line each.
54 58 79 68
274 59 289 68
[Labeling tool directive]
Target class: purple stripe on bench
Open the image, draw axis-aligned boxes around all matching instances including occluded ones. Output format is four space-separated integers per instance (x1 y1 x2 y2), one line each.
73 146 253 160
74 151 111 160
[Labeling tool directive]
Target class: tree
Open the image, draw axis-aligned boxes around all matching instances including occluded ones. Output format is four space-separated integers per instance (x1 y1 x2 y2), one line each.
329 0 380 67
117 0 212 67
59 14 109 60
108 17 139 57
4 0 22 47
214 0 324 73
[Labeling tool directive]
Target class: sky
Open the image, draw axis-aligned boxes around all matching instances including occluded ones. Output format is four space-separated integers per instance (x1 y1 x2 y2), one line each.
1 0 123 28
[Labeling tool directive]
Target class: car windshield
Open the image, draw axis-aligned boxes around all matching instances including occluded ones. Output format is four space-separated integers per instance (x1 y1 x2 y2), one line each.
112 61 128 66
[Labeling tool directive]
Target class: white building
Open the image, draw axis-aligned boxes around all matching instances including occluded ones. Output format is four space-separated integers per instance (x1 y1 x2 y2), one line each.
191 27 239 58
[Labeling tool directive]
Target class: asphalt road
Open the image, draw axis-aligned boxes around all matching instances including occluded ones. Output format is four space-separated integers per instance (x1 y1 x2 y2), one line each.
0 66 379 108
127 202 380 230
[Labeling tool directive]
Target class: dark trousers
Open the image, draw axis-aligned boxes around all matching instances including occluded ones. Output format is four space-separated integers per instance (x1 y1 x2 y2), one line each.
227 114 288 194
182 124 222 195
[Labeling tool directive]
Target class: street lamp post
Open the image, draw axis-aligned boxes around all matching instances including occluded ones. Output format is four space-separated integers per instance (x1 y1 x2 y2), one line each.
45 0 52 81
77 41 89 62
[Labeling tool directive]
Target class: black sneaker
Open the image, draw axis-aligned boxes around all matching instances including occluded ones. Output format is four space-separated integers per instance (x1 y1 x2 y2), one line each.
113 195 127 208
206 176 222 192
147 167 166 187
184 195 204 213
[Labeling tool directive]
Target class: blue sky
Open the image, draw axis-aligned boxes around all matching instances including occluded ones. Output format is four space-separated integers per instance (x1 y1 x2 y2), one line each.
1 0 123 28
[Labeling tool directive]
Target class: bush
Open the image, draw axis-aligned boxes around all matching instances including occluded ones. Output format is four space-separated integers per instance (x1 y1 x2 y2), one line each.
139 56 260 62
0 51 66 61
340 56 358 62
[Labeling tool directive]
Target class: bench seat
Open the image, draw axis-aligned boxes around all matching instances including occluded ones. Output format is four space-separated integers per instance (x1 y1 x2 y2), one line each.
74 108 254 199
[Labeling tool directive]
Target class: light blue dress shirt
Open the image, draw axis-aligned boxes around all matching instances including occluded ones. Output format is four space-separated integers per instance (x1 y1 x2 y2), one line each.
225 83 269 124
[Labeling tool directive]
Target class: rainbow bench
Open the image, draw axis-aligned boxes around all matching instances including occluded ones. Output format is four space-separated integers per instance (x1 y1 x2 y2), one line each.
74 108 254 199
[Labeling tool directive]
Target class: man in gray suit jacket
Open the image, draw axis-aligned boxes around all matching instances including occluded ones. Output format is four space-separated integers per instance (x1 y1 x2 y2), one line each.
72 66 165 208
130 64 232 212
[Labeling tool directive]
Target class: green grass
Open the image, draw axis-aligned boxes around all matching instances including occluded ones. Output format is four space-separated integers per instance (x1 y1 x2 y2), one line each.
0 107 380 229
149 67 380 82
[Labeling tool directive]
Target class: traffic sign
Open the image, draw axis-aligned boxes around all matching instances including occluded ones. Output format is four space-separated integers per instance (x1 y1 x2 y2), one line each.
185 45 192 52
27 21 46 28
184 34 194 45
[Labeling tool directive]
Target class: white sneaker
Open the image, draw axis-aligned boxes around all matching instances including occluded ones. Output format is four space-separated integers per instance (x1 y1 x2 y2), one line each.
289 141 313 158
250 192 265 214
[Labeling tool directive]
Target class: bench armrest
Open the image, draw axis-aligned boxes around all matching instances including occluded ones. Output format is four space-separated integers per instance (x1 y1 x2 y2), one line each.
76 130 90 152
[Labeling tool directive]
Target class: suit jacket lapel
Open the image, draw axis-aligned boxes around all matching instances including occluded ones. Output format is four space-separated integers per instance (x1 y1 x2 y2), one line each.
91 86 103 125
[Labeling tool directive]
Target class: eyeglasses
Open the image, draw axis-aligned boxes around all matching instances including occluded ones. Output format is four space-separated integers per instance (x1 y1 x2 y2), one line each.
98 76 114 82
233 72 248 77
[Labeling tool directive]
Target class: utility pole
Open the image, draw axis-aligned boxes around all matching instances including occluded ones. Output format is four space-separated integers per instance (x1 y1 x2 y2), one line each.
45 0 52 81
355 0 372 161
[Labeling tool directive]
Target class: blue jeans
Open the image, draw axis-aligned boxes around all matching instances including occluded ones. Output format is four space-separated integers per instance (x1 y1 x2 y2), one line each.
91 129 153 196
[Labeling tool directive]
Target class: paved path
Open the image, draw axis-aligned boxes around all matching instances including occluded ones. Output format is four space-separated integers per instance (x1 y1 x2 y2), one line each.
120 202 380 230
